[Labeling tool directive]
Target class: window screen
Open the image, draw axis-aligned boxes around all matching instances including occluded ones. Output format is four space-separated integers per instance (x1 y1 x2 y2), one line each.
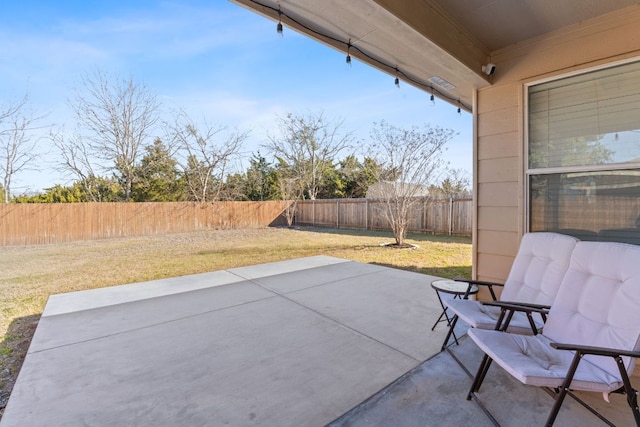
529 171 640 244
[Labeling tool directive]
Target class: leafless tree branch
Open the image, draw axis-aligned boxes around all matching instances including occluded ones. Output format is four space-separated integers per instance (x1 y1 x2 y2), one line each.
71 70 160 200
169 110 247 202
0 95 45 203
370 121 455 245
264 112 353 200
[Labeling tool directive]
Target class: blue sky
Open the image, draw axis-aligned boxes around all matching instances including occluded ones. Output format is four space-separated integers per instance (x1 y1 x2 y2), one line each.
1 0 472 194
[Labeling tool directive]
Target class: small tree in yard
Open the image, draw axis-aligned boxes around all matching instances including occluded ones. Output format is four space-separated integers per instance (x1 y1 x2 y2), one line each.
275 159 303 227
263 112 352 200
370 121 455 246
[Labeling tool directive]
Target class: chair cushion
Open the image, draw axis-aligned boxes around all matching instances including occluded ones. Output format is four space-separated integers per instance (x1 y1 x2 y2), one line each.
446 299 544 334
468 329 624 393
544 241 640 378
500 232 579 305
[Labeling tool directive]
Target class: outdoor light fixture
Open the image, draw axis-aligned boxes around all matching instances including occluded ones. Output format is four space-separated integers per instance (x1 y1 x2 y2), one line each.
277 8 283 35
394 67 400 87
457 100 461 114
346 40 352 66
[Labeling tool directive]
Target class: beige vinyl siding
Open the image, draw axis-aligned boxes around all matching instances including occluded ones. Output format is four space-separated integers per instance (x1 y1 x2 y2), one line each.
477 207 518 232
474 4 640 291
476 252 515 283
478 133 519 161
477 157 518 183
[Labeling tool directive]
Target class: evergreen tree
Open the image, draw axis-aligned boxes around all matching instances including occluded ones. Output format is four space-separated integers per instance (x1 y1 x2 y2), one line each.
244 153 279 201
132 138 184 202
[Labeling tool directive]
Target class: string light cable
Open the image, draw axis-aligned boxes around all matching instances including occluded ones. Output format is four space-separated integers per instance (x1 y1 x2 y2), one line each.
250 0 471 112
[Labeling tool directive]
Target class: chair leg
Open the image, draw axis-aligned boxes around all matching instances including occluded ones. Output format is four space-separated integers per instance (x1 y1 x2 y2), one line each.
499 310 515 332
441 315 459 351
525 312 539 335
614 355 640 426
476 354 494 392
468 353 493 399
494 309 507 331
545 351 583 426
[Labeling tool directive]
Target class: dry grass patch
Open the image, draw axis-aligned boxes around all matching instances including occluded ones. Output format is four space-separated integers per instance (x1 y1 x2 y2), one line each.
0 226 470 415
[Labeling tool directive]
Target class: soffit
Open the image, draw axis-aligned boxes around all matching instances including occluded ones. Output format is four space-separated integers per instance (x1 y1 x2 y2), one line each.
432 0 639 52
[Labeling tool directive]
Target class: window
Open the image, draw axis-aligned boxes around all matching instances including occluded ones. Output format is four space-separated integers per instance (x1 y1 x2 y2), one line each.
527 61 640 244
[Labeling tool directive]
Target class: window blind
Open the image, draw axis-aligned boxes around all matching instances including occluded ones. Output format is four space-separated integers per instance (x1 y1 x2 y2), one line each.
529 61 640 169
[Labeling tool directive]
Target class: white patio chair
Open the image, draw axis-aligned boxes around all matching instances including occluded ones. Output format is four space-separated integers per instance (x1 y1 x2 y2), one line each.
467 241 640 426
441 232 579 351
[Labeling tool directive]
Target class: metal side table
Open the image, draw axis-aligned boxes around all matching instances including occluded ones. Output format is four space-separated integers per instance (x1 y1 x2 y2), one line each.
430 279 478 344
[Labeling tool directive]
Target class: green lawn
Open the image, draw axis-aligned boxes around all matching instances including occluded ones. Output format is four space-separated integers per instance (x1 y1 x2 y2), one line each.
0 226 471 415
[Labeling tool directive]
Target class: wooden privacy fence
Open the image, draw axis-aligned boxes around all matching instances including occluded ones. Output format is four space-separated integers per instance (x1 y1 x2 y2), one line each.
0 201 289 246
295 197 472 236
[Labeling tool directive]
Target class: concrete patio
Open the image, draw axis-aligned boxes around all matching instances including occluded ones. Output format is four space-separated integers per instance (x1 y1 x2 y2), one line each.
1 256 634 426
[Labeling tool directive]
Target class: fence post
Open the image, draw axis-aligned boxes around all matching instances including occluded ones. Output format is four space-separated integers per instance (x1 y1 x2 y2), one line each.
336 199 340 228
312 200 315 227
449 197 453 235
365 199 369 230
423 198 427 232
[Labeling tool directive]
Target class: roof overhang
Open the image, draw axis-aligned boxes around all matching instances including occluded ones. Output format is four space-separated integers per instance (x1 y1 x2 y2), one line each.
230 0 640 112
230 0 491 112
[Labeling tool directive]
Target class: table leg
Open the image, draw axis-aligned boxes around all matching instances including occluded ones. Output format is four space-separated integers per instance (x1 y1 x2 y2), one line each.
431 290 459 346
431 290 447 331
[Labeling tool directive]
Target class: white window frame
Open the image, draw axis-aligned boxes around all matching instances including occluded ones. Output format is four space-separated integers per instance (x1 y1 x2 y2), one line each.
524 56 640 232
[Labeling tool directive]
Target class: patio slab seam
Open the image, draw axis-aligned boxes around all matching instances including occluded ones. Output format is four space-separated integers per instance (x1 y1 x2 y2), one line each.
230 266 388 297
242 273 424 364
28 291 282 356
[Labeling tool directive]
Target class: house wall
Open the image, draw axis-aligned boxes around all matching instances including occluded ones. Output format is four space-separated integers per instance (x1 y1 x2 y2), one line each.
474 5 640 289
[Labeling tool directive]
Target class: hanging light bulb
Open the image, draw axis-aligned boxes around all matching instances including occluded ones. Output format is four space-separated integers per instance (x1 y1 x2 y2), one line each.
429 86 435 104
346 40 352 66
276 9 283 35
394 67 400 88
457 100 462 115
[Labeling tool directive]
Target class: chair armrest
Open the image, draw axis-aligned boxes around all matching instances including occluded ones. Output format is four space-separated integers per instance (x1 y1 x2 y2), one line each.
454 278 505 288
479 301 548 333
493 301 551 311
454 278 504 300
482 300 550 315
550 342 640 359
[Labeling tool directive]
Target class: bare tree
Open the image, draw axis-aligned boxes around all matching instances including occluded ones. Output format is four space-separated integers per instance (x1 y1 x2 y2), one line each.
430 168 471 197
170 111 247 202
264 112 352 200
274 161 304 226
50 130 103 202
71 70 160 200
370 121 455 246
0 95 42 203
